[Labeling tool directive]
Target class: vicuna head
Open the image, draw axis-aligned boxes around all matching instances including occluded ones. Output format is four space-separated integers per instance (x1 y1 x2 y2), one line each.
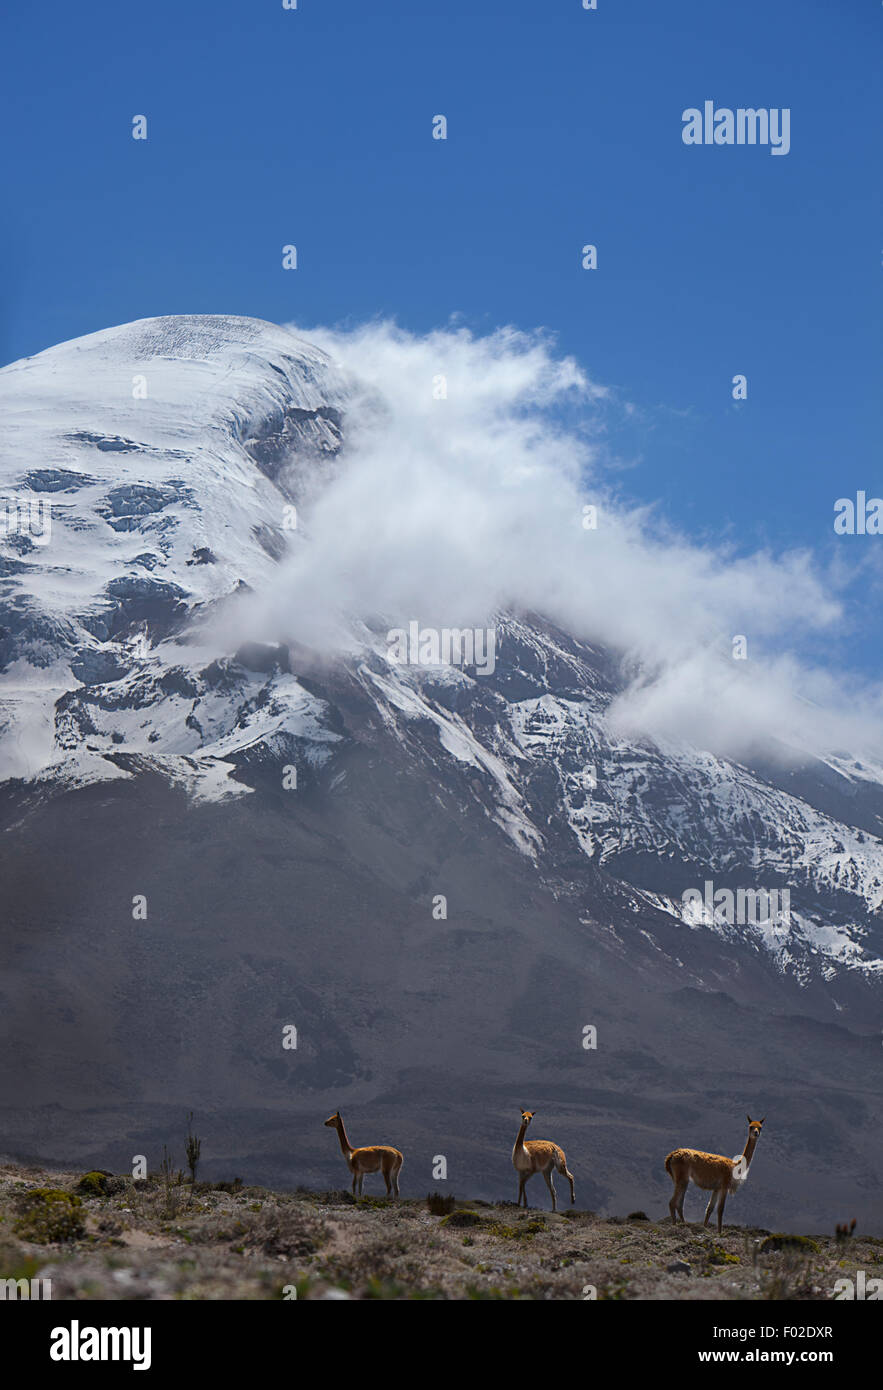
747 1115 765 1142
520 1109 534 1127
324 1111 341 1128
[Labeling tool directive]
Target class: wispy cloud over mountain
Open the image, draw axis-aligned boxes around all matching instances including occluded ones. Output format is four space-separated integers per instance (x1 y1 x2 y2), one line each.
252 320 882 761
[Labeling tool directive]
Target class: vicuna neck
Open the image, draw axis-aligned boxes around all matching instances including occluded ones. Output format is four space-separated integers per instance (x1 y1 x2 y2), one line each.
334 1117 353 1157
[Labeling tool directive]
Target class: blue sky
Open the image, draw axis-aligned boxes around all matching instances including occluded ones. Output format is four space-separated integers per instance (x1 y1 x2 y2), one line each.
2 0 880 681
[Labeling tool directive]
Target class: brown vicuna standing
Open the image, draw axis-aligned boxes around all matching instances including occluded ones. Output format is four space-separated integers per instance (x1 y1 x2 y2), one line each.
512 1109 575 1212
324 1110 403 1198
665 1115 764 1233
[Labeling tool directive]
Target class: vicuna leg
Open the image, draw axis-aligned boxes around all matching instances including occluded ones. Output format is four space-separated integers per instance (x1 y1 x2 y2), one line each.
677 1180 689 1222
542 1167 557 1212
717 1189 727 1234
351 1173 358 1196
560 1163 575 1205
669 1185 679 1223
671 1179 688 1222
393 1162 401 1198
704 1189 718 1227
517 1174 527 1207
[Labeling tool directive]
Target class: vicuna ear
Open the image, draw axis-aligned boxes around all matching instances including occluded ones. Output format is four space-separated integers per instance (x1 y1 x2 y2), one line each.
760 1117 765 1125
747 1114 751 1123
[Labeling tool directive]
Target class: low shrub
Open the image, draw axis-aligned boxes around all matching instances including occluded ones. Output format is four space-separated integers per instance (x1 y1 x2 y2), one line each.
13 1189 85 1244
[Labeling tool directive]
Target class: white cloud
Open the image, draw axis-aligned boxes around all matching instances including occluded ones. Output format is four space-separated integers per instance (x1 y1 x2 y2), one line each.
240 319 882 761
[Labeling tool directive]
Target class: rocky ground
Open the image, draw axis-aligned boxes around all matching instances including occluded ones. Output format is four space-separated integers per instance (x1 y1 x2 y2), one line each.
0 1161 879 1300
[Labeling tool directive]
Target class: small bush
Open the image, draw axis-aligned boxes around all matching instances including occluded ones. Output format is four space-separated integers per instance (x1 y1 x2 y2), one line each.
488 1216 546 1240
160 1146 181 1218
708 1246 741 1265
441 1209 486 1229
13 1189 85 1244
760 1234 820 1255
75 1171 111 1197
427 1192 456 1216
185 1112 202 1185
0 1245 42 1283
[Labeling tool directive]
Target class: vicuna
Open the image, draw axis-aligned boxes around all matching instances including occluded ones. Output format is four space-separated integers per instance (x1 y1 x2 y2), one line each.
665 1115 764 1233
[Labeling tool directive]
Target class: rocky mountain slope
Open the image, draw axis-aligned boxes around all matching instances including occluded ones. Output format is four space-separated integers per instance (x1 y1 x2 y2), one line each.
0 316 880 1231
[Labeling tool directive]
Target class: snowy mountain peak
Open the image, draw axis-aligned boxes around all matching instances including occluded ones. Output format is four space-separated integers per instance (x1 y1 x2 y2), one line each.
0 314 348 784
1 315 882 1000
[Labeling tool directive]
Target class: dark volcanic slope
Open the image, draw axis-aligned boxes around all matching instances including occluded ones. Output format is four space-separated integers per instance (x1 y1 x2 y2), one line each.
1 711 880 1231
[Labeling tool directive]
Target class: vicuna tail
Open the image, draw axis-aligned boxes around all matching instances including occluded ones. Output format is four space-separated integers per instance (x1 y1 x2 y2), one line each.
664 1154 673 1177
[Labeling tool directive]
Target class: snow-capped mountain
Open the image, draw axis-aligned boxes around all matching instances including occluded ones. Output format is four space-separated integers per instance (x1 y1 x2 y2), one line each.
0 314 347 788
2 315 881 987
1 316 880 1227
